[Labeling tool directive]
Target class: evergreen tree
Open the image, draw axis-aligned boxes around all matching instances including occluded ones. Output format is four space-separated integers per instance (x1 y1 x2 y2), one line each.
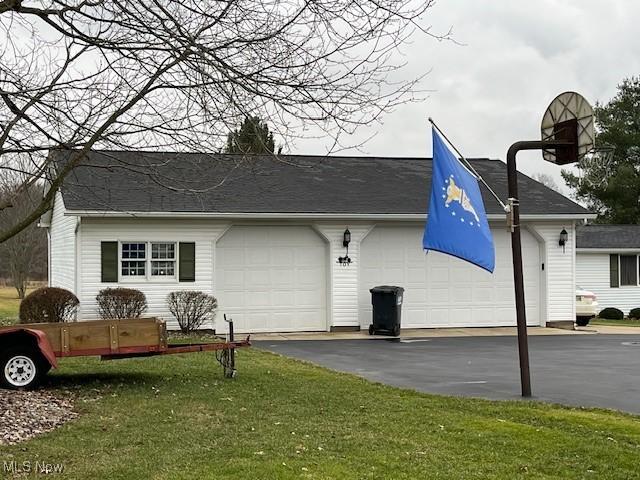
562 77 640 223
225 116 276 154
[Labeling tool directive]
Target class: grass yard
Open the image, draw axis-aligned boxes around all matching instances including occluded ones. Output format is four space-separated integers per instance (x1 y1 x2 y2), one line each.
591 318 640 327
0 344 639 479
0 286 40 325
1 296 639 478
0 286 24 325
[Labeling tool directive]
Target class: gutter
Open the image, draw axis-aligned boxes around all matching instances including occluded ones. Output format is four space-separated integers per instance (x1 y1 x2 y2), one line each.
63 210 596 221
577 247 640 253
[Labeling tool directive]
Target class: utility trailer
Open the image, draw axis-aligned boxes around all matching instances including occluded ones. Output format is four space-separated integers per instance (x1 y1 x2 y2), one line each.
0 317 250 389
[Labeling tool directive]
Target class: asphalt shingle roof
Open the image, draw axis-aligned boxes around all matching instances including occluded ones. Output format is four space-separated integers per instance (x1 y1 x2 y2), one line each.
576 224 640 249
54 150 590 216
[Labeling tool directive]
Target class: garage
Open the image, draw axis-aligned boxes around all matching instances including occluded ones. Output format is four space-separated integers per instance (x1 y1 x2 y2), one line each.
215 226 328 333
359 225 541 328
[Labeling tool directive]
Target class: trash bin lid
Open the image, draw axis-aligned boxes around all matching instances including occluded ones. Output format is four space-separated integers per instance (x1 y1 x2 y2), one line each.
370 285 405 294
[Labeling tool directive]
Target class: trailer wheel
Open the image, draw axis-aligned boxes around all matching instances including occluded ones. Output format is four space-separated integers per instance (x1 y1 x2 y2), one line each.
0 347 45 390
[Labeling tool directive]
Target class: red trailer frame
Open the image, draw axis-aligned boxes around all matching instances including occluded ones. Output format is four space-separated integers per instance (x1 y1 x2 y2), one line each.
0 320 250 389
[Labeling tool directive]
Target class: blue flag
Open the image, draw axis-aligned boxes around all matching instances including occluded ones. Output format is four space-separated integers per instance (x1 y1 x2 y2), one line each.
423 129 495 273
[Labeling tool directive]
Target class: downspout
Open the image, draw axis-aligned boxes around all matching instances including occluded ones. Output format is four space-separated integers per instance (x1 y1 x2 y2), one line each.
74 217 81 319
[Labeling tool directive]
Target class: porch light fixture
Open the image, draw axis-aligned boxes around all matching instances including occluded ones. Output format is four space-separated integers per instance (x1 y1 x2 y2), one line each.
559 228 568 253
343 228 351 247
338 228 352 266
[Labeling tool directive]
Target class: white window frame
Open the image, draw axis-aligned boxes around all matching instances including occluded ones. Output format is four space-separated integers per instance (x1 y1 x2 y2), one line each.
150 242 177 279
118 241 180 283
120 242 147 279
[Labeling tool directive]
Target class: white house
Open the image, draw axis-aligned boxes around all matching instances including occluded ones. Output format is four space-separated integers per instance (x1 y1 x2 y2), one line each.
576 224 640 315
41 150 593 333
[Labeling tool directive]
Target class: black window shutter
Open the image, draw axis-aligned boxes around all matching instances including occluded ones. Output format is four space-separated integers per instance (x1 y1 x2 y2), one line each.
610 254 619 288
179 242 196 282
101 242 118 283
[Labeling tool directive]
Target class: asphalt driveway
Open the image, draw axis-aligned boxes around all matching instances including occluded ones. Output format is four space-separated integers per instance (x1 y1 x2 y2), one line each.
257 334 640 414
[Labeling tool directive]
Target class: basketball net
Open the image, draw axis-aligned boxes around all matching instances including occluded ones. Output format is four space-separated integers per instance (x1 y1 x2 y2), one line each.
576 147 614 188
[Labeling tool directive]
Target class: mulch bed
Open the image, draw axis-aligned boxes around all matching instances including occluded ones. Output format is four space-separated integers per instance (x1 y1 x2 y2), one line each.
0 390 77 445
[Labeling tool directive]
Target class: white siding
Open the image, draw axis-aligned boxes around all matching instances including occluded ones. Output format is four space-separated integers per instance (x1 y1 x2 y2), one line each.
576 252 640 315
78 218 230 330
49 191 76 292
529 222 576 324
69 217 577 332
314 224 374 329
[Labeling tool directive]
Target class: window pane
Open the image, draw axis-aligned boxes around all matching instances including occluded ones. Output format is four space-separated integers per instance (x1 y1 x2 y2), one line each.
121 260 146 276
620 255 637 286
122 243 146 259
151 260 175 276
151 243 175 260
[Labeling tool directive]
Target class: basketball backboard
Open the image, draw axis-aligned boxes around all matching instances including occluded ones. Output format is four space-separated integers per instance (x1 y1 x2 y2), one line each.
541 91 594 165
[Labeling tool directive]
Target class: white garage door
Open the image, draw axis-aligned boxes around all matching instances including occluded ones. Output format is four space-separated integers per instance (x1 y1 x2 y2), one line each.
359 226 540 328
216 226 327 333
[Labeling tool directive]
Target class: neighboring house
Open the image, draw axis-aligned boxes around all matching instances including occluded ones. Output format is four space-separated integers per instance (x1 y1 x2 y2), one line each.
576 224 640 315
40 151 593 333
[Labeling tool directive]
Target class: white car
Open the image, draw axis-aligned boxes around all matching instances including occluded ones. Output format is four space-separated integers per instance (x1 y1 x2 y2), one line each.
576 286 598 326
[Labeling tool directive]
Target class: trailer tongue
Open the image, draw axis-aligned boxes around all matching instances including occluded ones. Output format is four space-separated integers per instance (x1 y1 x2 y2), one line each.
101 337 250 379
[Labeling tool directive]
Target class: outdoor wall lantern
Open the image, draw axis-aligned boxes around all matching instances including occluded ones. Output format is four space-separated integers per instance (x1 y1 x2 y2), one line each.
337 228 352 266
559 228 568 253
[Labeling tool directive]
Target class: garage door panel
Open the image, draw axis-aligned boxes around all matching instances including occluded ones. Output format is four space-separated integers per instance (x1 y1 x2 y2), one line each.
473 287 494 302
247 249 269 265
246 269 269 285
360 226 540 328
430 288 450 304
216 226 327 333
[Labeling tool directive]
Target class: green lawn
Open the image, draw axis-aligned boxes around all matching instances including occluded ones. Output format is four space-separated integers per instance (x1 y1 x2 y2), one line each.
0 286 23 325
1 344 639 479
0 286 39 326
1 293 640 478
591 318 640 327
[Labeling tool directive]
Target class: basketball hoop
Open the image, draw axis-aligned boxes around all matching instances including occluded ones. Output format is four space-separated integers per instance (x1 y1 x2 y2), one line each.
507 90 594 399
541 92 595 165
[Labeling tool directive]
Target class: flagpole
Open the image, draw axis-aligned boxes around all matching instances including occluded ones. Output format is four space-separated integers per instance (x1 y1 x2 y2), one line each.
428 118 508 211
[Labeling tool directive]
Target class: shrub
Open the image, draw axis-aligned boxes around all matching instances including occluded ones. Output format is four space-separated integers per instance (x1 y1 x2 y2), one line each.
629 308 640 320
167 291 217 333
96 288 148 319
598 307 624 320
19 287 79 323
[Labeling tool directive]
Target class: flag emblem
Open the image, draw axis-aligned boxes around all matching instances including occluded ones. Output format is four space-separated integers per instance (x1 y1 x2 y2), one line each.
423 128 495 273
445 176 480 223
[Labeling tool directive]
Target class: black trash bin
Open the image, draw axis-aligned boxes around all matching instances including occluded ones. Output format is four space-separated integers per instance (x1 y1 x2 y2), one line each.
369 285 404 336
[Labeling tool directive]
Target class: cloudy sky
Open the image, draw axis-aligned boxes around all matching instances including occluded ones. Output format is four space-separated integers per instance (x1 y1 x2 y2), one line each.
298 0 640 195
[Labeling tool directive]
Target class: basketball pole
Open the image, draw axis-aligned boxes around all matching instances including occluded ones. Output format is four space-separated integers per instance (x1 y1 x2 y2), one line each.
507 139 575 398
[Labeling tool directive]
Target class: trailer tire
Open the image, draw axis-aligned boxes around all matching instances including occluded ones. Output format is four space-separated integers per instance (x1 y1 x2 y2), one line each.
0 347 46 390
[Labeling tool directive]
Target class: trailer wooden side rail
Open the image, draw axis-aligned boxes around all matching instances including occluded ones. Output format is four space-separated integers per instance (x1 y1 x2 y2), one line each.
0 317 250 389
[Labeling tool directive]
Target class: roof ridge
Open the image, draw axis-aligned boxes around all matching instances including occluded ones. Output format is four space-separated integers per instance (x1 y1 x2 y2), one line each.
73 149 500 162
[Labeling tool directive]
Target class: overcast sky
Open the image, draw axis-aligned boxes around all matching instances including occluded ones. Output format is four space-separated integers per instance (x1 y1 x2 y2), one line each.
297 0 640 195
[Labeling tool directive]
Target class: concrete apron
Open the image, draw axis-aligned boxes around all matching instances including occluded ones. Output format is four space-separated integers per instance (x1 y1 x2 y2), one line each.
250 326 604 342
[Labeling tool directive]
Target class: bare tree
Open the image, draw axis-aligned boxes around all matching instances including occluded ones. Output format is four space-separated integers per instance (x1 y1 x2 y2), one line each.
0 1 449 243
532 172 561 193
0 180 46 298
